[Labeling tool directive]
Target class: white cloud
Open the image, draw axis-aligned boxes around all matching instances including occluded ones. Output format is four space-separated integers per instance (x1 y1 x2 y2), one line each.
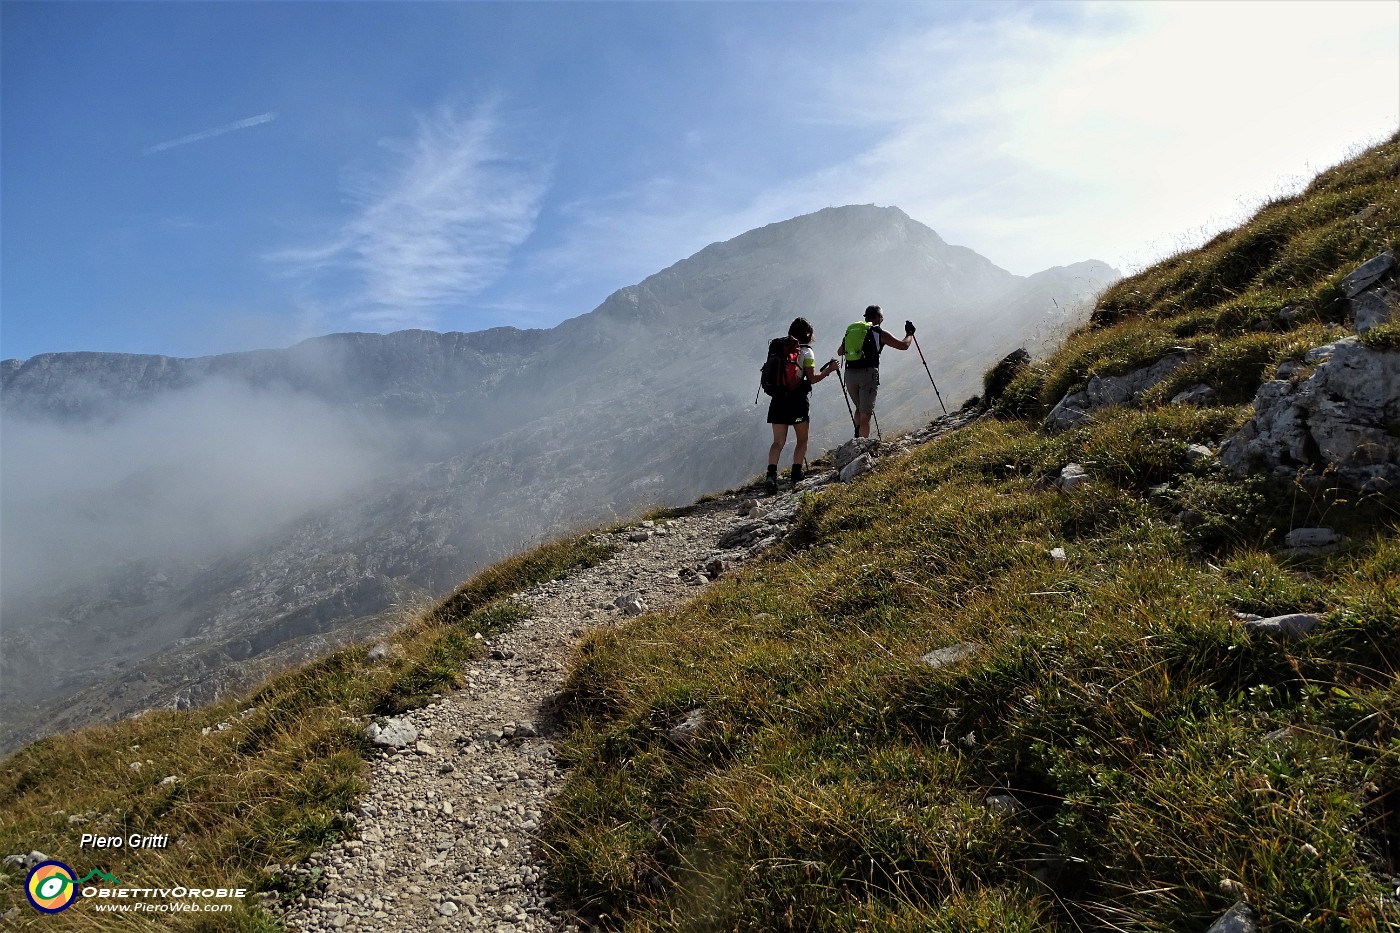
275 101 553 330
802 0 1400 274
325 1 1394 337
144 112 277 154
529 0 1397 295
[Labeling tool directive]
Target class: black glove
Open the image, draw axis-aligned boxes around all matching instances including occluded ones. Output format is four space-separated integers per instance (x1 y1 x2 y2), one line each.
904 320 916 335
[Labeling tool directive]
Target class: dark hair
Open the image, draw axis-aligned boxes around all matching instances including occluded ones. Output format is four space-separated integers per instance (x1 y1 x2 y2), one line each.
787 316 814 342
863 305 882 322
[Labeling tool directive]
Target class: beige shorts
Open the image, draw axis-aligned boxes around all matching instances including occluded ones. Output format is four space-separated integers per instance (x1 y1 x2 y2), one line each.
844 367 879 414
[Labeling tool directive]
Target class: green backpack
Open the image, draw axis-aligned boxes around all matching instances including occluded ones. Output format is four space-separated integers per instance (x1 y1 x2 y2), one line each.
842 321 880 369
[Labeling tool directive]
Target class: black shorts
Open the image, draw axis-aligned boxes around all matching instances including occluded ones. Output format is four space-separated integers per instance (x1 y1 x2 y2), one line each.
766 390 810 425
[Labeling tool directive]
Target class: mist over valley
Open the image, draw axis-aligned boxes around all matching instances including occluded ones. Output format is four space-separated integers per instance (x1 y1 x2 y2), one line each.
0 205 1118 751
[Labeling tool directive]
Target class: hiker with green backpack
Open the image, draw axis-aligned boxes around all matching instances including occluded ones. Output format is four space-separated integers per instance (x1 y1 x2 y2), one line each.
838 305 913 439
760 316 839 494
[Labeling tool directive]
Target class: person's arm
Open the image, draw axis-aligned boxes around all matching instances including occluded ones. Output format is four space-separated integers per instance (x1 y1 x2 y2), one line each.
809 357 839 383
878 326 912 351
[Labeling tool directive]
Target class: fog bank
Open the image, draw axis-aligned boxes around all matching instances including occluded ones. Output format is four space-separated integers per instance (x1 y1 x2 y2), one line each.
1 380 400 614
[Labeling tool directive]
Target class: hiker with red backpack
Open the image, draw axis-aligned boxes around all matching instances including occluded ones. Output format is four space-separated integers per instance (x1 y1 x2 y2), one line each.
838 305 913 439
760 317 838 494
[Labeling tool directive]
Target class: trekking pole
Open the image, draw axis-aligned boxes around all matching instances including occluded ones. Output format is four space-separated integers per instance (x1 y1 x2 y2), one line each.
835 359 858 438
873 411 882 442
910 333 947 414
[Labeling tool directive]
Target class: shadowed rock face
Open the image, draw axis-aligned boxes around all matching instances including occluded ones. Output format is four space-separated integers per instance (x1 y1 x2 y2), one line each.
0 205 1118 751
981 349 1032 405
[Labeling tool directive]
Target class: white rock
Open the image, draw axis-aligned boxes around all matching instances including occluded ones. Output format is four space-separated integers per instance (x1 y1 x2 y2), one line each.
668 709 707 746
1306 340 1344 363
1244 613 1323 639
614 593 646 616
1283 527 1341 548
839 453 873 483
1046 352 1194 431
920 643 979 669
1205 900 1257 933
1221 337 1400 491
1057 463 1091 493
985 794 1022 814
367 718 419 749
833 437 878 472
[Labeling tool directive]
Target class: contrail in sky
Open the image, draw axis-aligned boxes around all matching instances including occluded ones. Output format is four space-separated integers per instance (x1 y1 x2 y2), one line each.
144 112 278 154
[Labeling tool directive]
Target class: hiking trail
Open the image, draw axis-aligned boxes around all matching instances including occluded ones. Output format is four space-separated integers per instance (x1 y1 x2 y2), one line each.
273 409 982 932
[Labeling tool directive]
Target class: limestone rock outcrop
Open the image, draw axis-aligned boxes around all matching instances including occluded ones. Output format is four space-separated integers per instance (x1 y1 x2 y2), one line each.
1046 352 1195 432
1341 252 1397 333
1218 255 1400 491
1218 337 1400 490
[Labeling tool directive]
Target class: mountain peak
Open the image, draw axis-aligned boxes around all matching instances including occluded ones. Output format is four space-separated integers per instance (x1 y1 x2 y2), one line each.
710 204 948 257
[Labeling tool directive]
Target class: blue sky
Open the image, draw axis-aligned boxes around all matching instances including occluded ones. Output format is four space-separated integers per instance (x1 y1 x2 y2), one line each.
2 1 1397 361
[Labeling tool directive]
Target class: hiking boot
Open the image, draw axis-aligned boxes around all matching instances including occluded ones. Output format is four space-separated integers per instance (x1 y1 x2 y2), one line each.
764 465 779 495
790 464 805 486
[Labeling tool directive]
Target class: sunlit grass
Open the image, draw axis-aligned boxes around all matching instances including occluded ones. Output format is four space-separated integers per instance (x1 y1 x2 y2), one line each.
543 134 1400 931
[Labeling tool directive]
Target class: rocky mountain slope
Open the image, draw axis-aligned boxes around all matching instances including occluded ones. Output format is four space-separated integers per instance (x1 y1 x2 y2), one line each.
0 205 1117 751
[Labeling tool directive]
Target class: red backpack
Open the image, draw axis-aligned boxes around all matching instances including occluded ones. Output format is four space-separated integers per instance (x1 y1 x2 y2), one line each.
759 336 803 396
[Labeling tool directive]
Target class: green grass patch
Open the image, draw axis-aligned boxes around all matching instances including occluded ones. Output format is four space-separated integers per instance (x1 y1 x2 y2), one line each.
1360 322 1400 352
1037 317 1189 412
546 404 1399 929
543 134 1400 932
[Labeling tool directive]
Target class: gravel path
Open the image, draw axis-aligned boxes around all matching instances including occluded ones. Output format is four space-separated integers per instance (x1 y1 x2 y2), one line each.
273 414 973 932
273 481 814 932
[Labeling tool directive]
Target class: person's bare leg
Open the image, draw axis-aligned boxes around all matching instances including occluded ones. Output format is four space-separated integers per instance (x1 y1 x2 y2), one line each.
769 424 789 465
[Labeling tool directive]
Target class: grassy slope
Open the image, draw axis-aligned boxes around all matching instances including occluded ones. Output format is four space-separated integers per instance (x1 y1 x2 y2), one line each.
0 536 616 930
541 135 1400 931
0 134 1395 932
